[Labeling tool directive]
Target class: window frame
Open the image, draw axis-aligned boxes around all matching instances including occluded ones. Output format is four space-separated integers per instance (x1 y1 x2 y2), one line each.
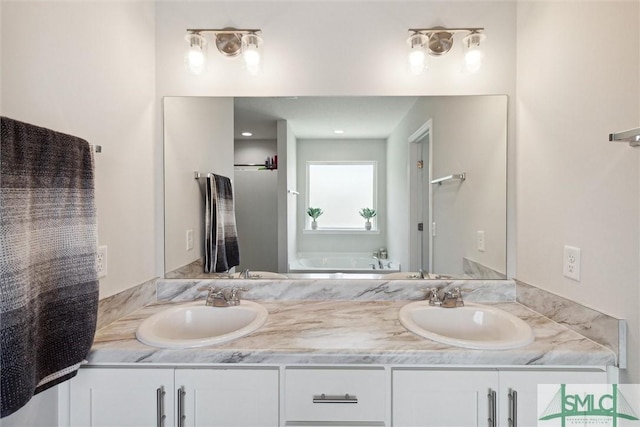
304 160 379 232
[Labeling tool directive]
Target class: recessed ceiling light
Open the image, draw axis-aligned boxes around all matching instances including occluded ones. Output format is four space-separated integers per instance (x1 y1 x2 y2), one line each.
241 132 253 137
333 130 345 134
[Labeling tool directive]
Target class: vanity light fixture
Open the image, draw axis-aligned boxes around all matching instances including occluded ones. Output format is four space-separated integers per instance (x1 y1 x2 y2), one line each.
333 130 345 135
184 28 263 75
407 27 485 74
241 132 253 137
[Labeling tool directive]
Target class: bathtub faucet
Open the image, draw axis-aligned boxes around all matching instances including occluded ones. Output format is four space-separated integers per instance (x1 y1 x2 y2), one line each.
372 256 383 269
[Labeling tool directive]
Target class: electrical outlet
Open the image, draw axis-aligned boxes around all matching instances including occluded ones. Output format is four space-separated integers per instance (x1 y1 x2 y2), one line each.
186 229 194 251
97 245 107 279
563 245 581 281
477 230 486 252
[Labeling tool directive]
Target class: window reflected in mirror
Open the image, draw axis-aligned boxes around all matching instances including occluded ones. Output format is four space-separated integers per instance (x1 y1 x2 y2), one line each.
307 162 377 230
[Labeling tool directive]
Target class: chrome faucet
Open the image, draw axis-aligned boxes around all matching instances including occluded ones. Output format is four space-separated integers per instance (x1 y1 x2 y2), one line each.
425 287 464 308
372 256 383 269
441 288 464 308
418 268 426 279
197 286 248 307
241 269 251 279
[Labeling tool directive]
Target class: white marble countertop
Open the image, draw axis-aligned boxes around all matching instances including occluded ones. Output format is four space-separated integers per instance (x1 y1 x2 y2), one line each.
88 300 616 367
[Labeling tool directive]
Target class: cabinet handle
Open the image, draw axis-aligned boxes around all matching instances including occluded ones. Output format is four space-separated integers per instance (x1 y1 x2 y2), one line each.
313 393 358 404
177 386 186 427
487 389 497 427
508 389 518 427
156 386 166 427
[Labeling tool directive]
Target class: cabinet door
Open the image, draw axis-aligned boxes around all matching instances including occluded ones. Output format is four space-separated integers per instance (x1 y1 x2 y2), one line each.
175 368 279 427
69 368 174 427
499 369 608 427
393 369 499 427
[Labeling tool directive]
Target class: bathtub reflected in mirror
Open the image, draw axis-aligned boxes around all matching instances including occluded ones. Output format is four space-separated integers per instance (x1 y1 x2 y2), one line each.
163 96 508 280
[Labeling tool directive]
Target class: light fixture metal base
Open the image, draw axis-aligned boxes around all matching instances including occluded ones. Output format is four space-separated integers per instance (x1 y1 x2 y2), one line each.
427 28 454 56
215 28 243 57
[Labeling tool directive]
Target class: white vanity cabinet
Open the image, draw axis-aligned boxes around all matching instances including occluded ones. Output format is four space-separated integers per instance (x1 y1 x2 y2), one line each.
392 368 609 427
64 367 279 427
63 365 612 427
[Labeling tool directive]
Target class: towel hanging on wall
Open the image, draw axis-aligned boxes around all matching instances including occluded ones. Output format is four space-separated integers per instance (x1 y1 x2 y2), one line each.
204 174 240 273
0 117 99 418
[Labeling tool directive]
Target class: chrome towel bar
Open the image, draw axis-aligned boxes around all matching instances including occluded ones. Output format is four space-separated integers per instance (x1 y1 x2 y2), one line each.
609 127 640 147
431 173 466 185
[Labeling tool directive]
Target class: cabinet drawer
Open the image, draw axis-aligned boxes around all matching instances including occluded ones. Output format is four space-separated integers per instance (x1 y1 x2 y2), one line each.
285 368 386 423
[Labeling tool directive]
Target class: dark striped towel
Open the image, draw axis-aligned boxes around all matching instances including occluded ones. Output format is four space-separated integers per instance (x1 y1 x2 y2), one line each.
204 174 240 273
0 117 99 418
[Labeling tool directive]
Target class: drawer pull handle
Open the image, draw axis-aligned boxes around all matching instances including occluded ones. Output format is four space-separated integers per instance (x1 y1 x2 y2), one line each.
313 393 358 404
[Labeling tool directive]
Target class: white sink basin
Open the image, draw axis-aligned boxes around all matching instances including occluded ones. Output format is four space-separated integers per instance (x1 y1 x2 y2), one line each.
399 301 534 350
136 300 268 349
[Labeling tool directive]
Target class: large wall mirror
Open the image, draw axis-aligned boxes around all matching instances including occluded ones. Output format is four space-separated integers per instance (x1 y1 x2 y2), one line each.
164 96 507 280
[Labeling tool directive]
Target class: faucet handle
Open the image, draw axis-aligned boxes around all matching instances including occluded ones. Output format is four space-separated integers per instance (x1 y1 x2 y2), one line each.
442 287 464 307
420 287 441 305
227 287 248 305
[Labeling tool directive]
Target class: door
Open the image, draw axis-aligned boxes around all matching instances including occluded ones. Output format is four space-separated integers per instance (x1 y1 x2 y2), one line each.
175 368 279 427
69 368 174 427
409 121 432 273
393 369 498 427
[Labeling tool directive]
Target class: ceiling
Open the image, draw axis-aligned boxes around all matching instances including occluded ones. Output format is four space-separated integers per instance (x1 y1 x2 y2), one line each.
234 96 419 140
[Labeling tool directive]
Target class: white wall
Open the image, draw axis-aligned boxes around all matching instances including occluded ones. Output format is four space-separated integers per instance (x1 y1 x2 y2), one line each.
516 1 640 382
1 2 155 420
0 387 57 427
163 97 235 273
387 96 507 274
296 138 387 254
234 139 279 271
1 1 156 299
155 1 516 97
428 96 507 274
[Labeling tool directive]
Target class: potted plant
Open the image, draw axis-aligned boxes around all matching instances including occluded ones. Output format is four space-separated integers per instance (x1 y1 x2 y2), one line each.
359 207 377 230
307 207 323 230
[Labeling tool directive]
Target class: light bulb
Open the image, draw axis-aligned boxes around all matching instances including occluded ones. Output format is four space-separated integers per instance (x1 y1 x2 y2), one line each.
462 32 486 73
242 33 263 75
184 33 207 75
407 33 428 75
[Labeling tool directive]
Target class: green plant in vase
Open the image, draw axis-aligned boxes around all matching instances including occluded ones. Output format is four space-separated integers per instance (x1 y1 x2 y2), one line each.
307 207 323 230
359 207 377 230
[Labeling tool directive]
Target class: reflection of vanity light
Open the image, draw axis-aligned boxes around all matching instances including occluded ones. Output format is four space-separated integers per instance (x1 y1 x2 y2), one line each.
333 130 345 134
241 132 253 137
